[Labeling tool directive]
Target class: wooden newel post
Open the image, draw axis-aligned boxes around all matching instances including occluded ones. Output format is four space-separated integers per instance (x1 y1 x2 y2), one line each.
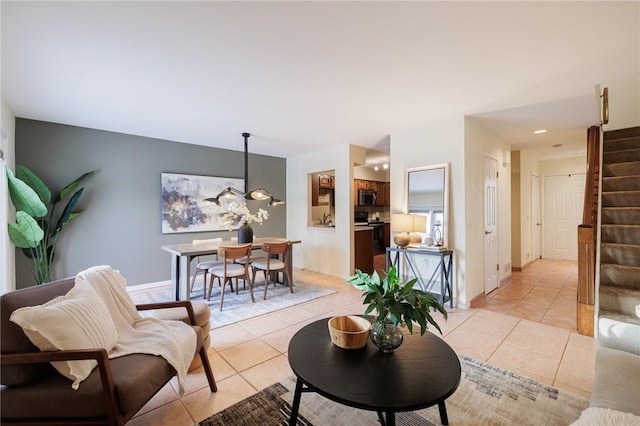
577 225 595 336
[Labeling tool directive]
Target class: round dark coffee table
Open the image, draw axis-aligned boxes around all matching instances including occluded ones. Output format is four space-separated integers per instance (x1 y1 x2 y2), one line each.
287 317 461 426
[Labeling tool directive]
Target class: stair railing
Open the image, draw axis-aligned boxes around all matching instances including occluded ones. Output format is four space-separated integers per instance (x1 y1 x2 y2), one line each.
577 125 600 336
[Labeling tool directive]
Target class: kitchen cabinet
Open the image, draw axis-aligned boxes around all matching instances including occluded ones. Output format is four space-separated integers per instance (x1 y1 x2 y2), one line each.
384 222 391 248
318 174 334 188
312 173 334 206
354 228 374 274
353 179 390 206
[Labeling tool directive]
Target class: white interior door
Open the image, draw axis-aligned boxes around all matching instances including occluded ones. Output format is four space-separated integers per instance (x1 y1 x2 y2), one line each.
531 173 541 261
484 155 498 294
543 174 585 260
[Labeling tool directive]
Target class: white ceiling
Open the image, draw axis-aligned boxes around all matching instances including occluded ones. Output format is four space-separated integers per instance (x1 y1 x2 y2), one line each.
2 2 638 161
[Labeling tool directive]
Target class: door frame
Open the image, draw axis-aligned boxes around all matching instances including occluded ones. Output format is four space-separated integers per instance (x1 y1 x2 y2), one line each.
483 153 499 295
531 173 541 261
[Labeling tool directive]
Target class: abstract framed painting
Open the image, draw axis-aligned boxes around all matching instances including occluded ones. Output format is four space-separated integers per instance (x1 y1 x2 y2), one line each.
161 173 243 234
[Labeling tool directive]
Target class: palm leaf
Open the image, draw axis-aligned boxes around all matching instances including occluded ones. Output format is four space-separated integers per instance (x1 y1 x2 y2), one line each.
6 167 47 217
16 165 51 204
52 171 95 204
8 211 44 248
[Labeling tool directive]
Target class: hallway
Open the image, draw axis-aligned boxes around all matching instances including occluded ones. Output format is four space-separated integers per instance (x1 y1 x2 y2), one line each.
473 259 578 331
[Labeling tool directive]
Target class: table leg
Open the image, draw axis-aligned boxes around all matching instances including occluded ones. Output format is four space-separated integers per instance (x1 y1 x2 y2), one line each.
178 255 192 301
289 377 304 426
386 411 396 426
438 401 449 425
170 254 180 301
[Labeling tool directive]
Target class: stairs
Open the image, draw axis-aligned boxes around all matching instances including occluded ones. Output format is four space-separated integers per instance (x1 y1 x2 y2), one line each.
599 126 640 325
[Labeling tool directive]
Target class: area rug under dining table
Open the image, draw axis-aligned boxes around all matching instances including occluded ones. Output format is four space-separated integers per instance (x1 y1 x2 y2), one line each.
132 278 336 329
199 355 588 425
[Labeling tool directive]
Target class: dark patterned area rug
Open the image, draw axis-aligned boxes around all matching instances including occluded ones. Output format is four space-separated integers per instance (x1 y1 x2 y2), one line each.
199 355 588 426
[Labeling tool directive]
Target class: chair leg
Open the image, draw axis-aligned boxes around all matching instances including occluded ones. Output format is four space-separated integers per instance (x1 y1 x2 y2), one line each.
199 345 217 392
219 278 229 311
249 273 256 303
263 269 271 300
207 275 214 301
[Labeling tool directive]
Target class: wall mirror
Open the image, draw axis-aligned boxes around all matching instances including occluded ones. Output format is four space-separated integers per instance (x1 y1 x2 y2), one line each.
406 163 450 248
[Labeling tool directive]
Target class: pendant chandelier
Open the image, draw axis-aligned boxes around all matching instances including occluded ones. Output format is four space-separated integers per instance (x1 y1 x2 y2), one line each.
205 133 284 207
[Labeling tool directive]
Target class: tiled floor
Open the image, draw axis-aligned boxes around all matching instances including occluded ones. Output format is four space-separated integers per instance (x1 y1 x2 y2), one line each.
128 259 596 426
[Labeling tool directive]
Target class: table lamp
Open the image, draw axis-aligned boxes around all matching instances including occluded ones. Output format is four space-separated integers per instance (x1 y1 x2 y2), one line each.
392 214 414 248
409 215 427 244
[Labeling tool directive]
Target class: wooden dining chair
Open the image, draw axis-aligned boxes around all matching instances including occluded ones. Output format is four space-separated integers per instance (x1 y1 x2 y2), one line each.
251 240 293 300
208 244 254 311
190 238 223 298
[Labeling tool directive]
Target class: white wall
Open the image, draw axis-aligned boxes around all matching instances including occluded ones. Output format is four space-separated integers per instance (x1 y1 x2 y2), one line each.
518 149 540 267
287 144 363 278
602 74 640 131
390 115 468 307
538 156 587 177
1 96 16 293
464 118 512 295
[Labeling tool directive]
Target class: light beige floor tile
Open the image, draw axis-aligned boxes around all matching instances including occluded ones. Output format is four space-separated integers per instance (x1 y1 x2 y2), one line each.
261 324 303 353
562 332 598 366
503 327 568 359
135 381 180 417
270 304 321 325
488 341 560 382
239 313 289 336
182 374 257 422
555 360 595 395
240 354 293 390
553 381 593 399
514 319 571 343
129 399 194 426
218 338 280 372
210 323 256 351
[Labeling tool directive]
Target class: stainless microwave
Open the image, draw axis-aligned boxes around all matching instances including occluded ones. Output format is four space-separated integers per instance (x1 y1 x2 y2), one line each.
358 189 377 206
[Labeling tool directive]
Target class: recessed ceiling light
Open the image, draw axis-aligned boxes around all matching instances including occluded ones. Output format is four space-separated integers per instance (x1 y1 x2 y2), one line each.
533 129 547 134
374 165 380 171
382 164 389 170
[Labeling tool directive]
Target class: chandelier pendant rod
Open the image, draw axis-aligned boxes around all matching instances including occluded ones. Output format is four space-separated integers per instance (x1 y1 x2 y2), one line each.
243 132 250 194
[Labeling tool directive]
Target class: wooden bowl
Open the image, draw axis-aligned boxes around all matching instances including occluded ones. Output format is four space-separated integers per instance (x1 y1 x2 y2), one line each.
328 315 371 349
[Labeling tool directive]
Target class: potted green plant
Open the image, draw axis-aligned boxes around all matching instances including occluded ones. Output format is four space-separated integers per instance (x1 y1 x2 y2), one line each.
347 266 447 353
5 165 95 284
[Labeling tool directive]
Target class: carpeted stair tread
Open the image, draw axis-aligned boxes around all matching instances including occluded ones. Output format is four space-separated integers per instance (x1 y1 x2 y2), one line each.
602 190 640 207
602 161 640 177
599 310 640 326
604 127 640 141
601 207 640 225
601 243 640 267
599 285 640 318
603 136 640 152
601 224 640 245
602 175 640 192
600 264 640 290
603 148 640 164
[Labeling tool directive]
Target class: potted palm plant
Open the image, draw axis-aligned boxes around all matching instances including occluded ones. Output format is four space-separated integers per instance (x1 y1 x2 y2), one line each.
347 266 447 353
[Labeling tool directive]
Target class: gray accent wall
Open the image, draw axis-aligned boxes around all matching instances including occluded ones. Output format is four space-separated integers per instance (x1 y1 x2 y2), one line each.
15 119 286 288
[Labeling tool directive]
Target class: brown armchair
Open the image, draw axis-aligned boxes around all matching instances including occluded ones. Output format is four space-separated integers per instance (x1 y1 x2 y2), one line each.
0 277 217 425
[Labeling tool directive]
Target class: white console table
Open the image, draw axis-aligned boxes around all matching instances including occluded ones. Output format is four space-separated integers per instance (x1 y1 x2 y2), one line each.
386 246 454 308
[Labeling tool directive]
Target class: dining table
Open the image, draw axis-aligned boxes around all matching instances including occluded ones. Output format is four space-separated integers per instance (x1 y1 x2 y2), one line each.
161 237 301 301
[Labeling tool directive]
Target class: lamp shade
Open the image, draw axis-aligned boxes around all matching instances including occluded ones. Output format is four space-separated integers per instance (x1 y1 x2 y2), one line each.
392 214 414 233
412 215 427 233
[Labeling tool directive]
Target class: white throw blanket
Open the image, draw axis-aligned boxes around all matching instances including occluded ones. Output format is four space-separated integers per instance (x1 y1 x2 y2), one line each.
75 266 196 396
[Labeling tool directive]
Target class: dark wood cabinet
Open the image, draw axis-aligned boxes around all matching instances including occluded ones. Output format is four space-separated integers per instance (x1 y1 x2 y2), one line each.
353 179 390 206
354 229 374 274
318 174 334 188
384 222 391 248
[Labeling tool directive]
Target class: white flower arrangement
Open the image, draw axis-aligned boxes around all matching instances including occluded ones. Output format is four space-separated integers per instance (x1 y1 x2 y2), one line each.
222 201 269 230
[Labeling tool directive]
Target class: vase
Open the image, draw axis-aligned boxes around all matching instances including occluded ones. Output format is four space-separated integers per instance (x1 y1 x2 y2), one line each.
370 319 403 353
237 223 254 244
